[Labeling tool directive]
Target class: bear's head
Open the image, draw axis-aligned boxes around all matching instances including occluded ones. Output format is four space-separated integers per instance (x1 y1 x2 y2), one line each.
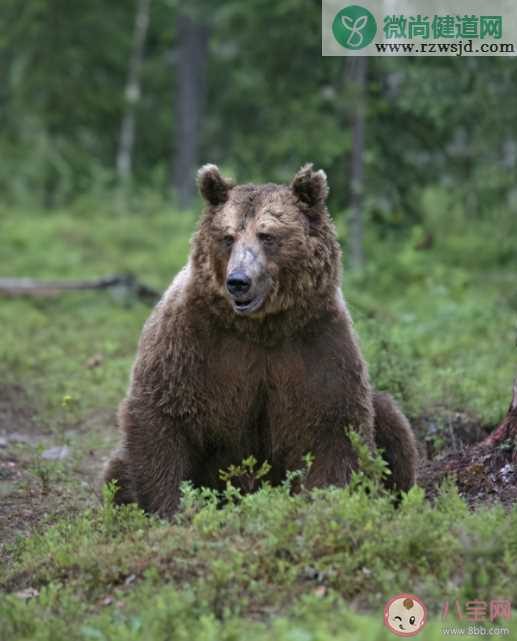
191 164 341 338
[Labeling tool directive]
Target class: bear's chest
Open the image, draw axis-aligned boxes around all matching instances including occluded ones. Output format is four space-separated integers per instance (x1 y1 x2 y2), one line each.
202 331 347 439
203 337 266 419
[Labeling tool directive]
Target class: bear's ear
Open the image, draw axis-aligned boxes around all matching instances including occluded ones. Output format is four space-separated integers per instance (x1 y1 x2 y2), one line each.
197 164 233 206
291 164 329 208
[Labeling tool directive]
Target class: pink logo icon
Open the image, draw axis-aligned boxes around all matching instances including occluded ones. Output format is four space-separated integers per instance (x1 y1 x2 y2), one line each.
384 594 428 637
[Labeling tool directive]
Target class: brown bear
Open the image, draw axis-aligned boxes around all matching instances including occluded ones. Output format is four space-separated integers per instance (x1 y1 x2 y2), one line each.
104 164 417 517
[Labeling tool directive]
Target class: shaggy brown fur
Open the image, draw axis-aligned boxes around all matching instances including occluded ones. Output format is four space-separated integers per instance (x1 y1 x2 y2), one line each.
104 164 417 517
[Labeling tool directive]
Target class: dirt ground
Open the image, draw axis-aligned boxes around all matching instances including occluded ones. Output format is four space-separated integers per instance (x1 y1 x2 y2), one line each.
1 382 516 557
0 383 115 553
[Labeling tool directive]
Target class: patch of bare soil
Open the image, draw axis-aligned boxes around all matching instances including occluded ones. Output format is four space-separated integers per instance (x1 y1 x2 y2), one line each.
0 384 115 555
417 392 517 508
418 446 517 508
0 384 46 551
0 383 44 441
412 411 489 460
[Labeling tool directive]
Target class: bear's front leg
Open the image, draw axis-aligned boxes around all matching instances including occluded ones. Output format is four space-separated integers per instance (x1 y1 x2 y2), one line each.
118 398 192 518
103 447 135 506
302 429 359 490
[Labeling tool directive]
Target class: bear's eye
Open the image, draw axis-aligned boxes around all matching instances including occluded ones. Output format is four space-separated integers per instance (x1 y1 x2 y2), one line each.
258 232 275 245
222 234 234 248
409 616 416 625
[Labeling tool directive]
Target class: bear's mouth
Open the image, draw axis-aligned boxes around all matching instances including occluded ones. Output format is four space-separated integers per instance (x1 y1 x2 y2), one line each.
231 295 265 315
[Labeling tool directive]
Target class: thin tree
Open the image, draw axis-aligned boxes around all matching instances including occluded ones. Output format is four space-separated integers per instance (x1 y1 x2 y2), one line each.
348 56 368 271
116 0 152 185
171 11 209 209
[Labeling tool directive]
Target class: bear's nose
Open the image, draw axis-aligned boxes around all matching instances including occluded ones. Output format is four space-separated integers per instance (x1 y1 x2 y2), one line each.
226 272 251 296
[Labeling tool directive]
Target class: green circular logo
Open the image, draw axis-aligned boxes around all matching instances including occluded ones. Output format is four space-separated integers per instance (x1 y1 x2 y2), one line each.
332 5 377 50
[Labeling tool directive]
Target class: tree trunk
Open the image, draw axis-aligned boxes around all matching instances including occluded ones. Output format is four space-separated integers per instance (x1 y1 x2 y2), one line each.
171 12 209 209
116 0 152 185
348 56 368 271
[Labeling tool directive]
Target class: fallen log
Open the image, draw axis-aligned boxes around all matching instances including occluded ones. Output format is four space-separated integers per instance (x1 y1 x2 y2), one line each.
0 274 160 304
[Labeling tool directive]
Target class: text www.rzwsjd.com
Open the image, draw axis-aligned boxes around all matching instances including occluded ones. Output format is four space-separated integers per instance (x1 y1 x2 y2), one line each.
376 39 514 55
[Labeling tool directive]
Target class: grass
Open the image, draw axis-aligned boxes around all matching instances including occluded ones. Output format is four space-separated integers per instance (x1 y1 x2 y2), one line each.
1 189 516 639
2 480 517 640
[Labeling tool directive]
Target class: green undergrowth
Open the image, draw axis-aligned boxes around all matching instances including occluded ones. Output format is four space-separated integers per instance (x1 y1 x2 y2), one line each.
0 203 195 422
2 477 517 640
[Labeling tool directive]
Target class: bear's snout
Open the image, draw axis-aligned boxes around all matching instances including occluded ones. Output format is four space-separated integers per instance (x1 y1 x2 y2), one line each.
226 271 252 298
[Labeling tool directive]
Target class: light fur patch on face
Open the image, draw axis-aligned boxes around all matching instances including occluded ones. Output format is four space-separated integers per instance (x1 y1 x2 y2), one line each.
218 203 245 234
